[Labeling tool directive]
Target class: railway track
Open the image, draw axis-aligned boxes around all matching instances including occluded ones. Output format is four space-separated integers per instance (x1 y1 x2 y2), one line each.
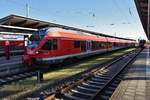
0 48 135 87
24 48 142 100
0 69 36 85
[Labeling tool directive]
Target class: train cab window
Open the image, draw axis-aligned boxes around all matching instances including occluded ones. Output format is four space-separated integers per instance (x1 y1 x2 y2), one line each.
74 41 80 48
52 39 57 50
42 40 52 50
42 39 58 50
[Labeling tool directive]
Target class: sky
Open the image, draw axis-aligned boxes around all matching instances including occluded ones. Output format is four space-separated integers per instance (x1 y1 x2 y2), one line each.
0 0 148 40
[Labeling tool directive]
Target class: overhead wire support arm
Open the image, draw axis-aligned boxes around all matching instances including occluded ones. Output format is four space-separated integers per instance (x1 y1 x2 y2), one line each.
148 0 150 39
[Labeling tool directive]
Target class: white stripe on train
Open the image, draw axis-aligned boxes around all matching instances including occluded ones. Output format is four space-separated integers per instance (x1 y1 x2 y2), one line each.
35 47 124 64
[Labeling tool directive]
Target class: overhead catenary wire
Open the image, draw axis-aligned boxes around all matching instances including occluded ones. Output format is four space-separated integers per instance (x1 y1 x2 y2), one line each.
111 0 141 39
121 0 146 39
3 0 100 29
1 0 143 40
4 0 97 18
3 0 61 22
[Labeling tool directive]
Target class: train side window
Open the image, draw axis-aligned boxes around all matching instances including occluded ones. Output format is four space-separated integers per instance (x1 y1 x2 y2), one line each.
53 39 57 50
41 40 52 50
74 41 80 48
99 42 102 48
102 42 107 48
92 41 95 49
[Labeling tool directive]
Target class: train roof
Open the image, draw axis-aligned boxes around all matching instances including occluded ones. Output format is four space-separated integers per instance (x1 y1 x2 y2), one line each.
47 31 106 42
45 27 136 42
46 30 135 43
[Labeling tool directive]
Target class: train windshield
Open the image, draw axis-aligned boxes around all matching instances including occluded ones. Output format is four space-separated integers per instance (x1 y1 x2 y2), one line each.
29 30 46 41
39 29 47 39
28 29 48 49
27 41 39 49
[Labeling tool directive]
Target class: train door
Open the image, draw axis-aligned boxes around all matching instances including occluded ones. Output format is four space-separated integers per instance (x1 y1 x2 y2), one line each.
81 41 86 52
86 41 92 52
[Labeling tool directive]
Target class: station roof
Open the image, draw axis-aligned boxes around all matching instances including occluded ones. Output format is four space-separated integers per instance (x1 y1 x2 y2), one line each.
0 14 135 41
0 24 37 33
0 14 57 29
135 0 149 39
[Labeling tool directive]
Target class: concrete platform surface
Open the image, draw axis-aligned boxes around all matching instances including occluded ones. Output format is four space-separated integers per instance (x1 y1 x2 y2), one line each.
110 48 150 100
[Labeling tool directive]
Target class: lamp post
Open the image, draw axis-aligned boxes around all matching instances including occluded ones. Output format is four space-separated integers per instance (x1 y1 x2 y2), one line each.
26 3 29 18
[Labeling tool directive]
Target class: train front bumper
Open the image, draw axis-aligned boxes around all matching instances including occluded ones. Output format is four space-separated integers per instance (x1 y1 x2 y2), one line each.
23 55 33 66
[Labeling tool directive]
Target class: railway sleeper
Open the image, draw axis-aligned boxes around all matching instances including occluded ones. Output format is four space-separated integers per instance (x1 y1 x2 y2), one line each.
96 71 108 75
110 83 119 87
6 77 14 81
87 81 105 87
113 79 120 84
95 74 109 77
75 87 97 94
71 89 92 99
88 80 106 85
71 89 93 96
82 82 102 89
12 75 21 78
42 91 51 97
24 72 32 76
101 95 109 100
39 92 50 99
77 86 99 92
0 79 6 83
104 90 114 96
94 75 111 80
115 76 123 81
70 94 91 100
18 74 27 77
63 93 87 100
107 86 117 91
81 83 101 90
91 78 107 83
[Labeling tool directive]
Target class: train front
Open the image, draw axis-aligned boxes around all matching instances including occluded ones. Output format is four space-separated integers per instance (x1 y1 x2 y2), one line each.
23 30 45 66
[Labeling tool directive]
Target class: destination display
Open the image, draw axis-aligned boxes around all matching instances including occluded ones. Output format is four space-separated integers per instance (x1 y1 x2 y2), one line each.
0 34 24 41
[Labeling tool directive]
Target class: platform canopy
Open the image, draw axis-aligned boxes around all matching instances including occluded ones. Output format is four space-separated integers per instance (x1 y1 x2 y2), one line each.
0 14 59 29
135 0 149 39
0 15 105 34
0 14 135 41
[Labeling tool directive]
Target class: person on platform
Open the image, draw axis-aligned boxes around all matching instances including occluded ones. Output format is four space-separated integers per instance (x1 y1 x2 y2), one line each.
4 40 10 60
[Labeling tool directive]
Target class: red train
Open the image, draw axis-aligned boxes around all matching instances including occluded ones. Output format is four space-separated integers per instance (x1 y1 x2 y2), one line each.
0 25 36 54
0 32 32 56
23 28 136 66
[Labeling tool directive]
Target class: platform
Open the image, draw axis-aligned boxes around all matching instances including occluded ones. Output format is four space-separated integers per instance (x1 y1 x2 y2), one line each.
110 48 150 100
0 49 24 56
0 55 22 67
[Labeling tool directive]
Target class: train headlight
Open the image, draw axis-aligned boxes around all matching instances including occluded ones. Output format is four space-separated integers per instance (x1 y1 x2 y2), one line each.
35 51 39 54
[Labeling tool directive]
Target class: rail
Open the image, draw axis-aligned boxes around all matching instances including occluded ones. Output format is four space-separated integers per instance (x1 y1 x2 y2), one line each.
25 48 141 100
